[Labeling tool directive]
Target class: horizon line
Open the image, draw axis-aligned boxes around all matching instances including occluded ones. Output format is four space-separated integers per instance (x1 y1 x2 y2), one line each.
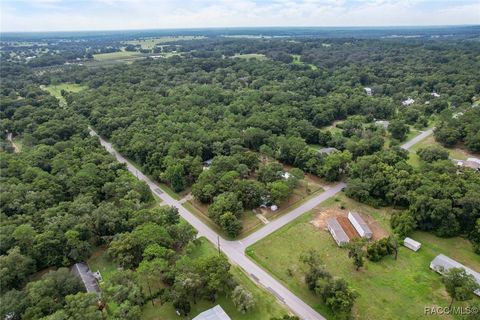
1 24 479 34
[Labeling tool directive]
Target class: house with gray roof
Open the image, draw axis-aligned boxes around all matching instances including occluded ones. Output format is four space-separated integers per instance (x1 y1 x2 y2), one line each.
193 305 231 320
430 254 480 296
348 211 372 239
318 147 339 155
71 262 101 294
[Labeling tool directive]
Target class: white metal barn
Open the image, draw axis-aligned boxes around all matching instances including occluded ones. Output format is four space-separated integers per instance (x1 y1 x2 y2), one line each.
403 237 421 252
348 211 372 239
430 254 480 297
326 218 350 246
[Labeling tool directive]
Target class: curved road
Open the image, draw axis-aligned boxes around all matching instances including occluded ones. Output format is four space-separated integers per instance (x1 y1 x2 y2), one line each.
89 127 430 320
89 128 334 320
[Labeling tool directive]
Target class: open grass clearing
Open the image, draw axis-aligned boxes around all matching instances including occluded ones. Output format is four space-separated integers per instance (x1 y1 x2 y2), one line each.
247 194 479 320
42 82 87 106
122 36 206 50
232 53 268 60
93 50 142 61
291 54 318 70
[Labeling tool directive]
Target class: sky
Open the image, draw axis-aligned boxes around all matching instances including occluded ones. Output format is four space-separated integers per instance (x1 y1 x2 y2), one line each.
1 0 479 32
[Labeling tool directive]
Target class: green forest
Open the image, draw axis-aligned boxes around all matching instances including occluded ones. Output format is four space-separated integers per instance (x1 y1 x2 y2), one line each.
1 31 479 319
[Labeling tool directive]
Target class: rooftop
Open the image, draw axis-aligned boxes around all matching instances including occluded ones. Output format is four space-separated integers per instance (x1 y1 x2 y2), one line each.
192 305 231 320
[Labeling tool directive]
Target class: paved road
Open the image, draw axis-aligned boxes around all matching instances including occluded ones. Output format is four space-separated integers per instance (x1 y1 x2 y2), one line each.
401 128 434 150
89 128 333 320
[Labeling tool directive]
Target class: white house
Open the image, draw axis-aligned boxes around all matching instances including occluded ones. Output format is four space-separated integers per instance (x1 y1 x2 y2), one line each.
348 211 372 239
403 237 421 252
326 218 350 246
430 254 480 297
364 87 372 96
402 98 415 106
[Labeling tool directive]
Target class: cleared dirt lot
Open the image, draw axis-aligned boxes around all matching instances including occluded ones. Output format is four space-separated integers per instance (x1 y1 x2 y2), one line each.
311 207 388 240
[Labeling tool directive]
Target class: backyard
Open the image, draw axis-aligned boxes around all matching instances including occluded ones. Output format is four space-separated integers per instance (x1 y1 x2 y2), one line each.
246 194 479 320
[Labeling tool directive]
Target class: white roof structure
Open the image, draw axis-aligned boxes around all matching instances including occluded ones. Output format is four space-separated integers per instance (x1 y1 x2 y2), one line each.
431 92 441 98
402 98 415 106
364 87 372 95
326 218 349 246
318 147 339 155
193 305 231 320
375 120 390 129
348 211 372 239
71 263 101 293
403 237 421 252
430 254 480 296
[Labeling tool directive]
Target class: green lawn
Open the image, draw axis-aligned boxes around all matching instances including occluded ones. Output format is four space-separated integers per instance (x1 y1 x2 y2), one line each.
87 246 118 283
42 83 87 105
93 51 142 61
291 54 318 70
123 36 205 50
232 53 268 60
247 194 479 320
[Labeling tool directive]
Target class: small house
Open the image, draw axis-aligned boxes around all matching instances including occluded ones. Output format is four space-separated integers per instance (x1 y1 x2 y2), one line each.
430 254 480 296
71 262 101 294
364 87 372 96
431 92 440 98
348 211 372 239
403 237 421 252
402 98 415 106
193 305 231 320
318 147 339 155
326 218 350 246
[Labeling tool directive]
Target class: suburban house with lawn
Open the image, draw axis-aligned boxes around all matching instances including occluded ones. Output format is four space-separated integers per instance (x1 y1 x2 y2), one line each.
71 262 101 294
192 305 231 320
327 218 350 246
403 237 421 252
430 254 480 296
348 211 372 239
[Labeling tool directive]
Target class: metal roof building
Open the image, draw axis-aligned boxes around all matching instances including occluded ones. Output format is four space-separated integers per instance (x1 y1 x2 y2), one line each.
348 211 372 239
71 262 101 294
193 305 231 320
430 254 480 296
326 218 350 246
318 147 339 155
403 237 421 252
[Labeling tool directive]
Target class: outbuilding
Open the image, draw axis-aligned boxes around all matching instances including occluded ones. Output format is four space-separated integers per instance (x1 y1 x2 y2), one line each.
71 262 101 294
430 254 480 296
403 237 421 252
193 305 231 320
402 98 415 106
326 218 350 246
318 147 339 155
348 211 372 239
364 87 373 96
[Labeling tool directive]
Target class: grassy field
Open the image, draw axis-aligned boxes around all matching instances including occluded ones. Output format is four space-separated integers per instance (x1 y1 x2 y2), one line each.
93 51 142 61
232 53 268 60
123 36 205 50
291 54 318 70
247 194 479 320
407 135 480 167
42 83 87 105
88 239 288 320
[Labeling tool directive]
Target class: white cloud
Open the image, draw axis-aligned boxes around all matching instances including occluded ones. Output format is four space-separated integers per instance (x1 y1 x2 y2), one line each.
0 0 479 32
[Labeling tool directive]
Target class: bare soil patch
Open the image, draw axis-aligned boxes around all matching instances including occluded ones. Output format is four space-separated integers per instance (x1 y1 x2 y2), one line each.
311 208 388 240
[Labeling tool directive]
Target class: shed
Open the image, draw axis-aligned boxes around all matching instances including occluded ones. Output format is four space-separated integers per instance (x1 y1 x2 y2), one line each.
326 218 350 246
318 147 339 155
193 305 231 320
71 262 101 294
364 87 372 96
403 237 421 252
430 254 480 296
402 98 415 106
348 211 372 239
